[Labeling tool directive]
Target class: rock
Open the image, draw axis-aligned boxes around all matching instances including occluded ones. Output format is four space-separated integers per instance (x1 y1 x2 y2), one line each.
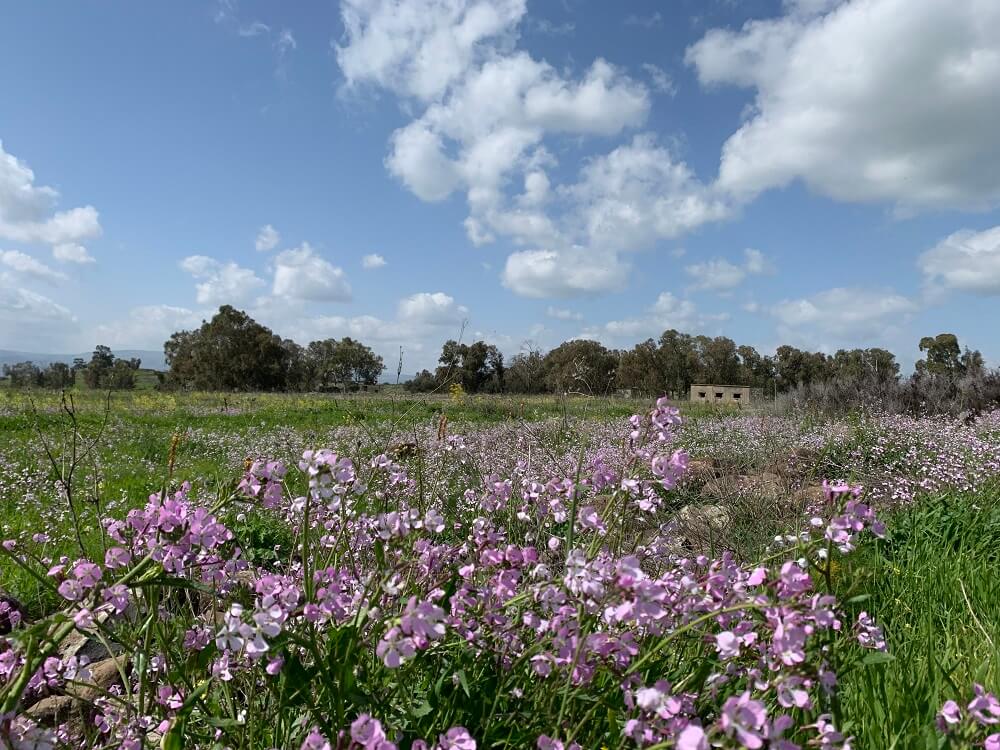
701 473 785 501
767 446 821 478
66 656 130 705
789 484 827 510
26 694 81 731
682 459 718 486
59 627 121 664
676 503 731 532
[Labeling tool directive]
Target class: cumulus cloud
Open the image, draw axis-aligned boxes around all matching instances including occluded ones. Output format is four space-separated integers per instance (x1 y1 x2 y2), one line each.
502 246 629 298
361 253 387 269
272 244 352 302
568 135 730 252
336 0 527 101
93 305 206 349
0 141 102 248
578 291 718 346
686 0 1000 211
337 0 728 297
919 225 1000 295
685 248 771 292
0 250 68 284
255 224 280 251
397 291 468 325
771 287 917 337
52 243 96 264
180 255 265 306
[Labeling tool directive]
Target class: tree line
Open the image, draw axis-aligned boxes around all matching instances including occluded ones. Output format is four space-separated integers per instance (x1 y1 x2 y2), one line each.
407 331 985 398
2 306 989 404
2 345 141 390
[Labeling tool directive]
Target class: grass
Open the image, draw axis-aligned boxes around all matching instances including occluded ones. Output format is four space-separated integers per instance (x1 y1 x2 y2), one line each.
834 483 1000 748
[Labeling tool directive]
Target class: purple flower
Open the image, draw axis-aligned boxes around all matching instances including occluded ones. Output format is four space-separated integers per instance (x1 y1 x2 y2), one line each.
719 691 767 749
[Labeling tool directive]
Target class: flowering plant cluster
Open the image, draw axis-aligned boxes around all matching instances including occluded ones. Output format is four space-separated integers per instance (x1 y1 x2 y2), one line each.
0 398 899 749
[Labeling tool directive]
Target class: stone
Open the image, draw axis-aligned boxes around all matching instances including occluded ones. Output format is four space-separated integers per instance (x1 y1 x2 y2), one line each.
701 473 785 501
676 503 731 532
789 483 827 510
66 656 130 705
682 458 718 486
767 446 821 478
26 694 81 731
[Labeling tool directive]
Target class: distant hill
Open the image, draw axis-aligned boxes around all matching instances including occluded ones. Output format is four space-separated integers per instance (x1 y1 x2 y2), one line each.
0 349 167 372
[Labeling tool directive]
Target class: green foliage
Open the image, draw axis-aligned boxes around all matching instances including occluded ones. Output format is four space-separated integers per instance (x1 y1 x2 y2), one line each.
834 486 1000 748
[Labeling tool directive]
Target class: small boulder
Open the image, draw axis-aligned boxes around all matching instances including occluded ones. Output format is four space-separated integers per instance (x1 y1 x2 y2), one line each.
25 694 80 731
676 503 731 532
701 473 785 501
66 656 130 705
682 459 718 486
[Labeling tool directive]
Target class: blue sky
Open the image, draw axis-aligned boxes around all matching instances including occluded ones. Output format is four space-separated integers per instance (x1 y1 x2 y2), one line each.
1 0 999 372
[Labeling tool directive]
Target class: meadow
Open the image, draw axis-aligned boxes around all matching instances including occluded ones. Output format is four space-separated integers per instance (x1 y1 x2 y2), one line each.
1 390 998 749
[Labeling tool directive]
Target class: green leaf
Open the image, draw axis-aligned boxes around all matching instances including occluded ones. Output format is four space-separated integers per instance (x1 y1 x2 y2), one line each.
862 651 897 666
412 698 433 718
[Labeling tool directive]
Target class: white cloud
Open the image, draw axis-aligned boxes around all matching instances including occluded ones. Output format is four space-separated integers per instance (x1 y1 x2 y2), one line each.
272 244 352 302
336 0 527 101
567 135 730 252
578 291 716 345
53 243 96 264
397 291 468 325
0 280 74 322
93 305 206 349
641 63 676 95
502 246 629 298
255 224 280 251
180 255 265 306
335 2 732 298
0 141 102 247
0 250 68 284
919 225 1000 295
546 306 582 321
771 287 916 337
0 274 77 350
361 253 387 269
685 247 771 292
686 0 1000 211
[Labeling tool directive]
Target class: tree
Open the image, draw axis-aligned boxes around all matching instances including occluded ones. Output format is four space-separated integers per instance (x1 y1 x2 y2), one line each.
657 330 699 398
433 340 503 393
916 333 963 376
41 362 75 389
105 360 137 390
774 346 831 392
506 348 546 394
164 306 290 391
3 361 42 387
83 345 115 388
80 346 138 389
307 337 385 391
696 336 741 385
737 345 774 390
616 339 665 395
542 340 617 395
831 349 899 383
405 370 437 393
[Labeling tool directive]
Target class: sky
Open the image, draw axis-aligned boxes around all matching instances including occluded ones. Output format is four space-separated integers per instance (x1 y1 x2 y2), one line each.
1 0 999 373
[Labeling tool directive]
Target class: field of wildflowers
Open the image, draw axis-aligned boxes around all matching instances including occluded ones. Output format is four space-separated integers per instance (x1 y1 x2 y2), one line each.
1 391 998 749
